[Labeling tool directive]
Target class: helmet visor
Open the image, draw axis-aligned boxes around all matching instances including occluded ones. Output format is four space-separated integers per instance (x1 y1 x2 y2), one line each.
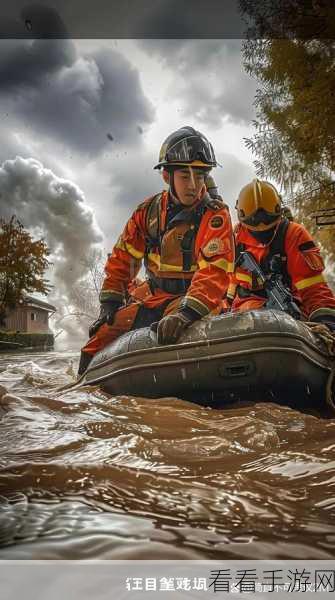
166 136 216 165
240 208 280 227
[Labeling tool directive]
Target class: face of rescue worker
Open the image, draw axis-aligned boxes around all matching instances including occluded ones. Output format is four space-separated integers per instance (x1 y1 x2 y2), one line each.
163 168 207 206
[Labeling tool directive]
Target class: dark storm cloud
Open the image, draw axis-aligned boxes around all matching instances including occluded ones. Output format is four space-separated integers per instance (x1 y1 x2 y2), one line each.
94 148 162 247
0 156 103 298
0 40 154 155
0 0 244 38
139 40 257 126
0 39 76 88
133 0 244 38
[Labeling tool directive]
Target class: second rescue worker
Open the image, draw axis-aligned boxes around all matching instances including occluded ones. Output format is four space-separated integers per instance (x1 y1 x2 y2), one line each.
78 126 234 375
226 179 335 327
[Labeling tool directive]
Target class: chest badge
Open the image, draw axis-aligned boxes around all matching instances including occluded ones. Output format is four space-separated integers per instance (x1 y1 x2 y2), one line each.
209 215 224 229
203 238 224 257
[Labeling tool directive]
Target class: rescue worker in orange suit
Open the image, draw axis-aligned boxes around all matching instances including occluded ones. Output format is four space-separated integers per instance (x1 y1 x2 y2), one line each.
226 179 335 329
77 126 234 375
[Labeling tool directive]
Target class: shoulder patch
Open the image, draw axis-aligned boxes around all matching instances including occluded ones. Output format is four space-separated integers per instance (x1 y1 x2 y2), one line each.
209 214 225 229
300 247 325 271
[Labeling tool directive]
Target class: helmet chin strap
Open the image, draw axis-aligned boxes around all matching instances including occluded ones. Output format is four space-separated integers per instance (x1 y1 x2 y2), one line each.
168 171 180 204
168 167 202 206
249 221 280 245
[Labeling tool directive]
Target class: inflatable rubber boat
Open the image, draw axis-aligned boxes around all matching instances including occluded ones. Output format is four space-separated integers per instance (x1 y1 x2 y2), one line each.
79 310 334 412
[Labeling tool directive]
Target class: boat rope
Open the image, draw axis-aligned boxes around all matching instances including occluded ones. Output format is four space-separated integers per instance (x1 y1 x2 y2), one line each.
305 322 335 412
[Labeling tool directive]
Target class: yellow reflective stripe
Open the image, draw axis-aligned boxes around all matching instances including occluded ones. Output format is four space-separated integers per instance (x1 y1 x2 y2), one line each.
115 239 126 251
227 282 237 300
295 274 325 290
148 253 197 272
212 257 234 272
198 259 207 270
235 271 253 285
124 242 144 259
148 252 160 267
198 257 234 272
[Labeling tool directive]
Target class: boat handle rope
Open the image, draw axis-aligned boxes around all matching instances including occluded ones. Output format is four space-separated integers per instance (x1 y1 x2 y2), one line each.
305 322 335 412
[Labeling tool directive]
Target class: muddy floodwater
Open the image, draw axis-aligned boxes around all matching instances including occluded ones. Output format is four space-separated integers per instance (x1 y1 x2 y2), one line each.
0 350 334 560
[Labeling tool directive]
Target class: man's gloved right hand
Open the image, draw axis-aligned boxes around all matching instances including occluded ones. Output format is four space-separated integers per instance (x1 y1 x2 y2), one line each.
310 309 335 333
89 300 121 338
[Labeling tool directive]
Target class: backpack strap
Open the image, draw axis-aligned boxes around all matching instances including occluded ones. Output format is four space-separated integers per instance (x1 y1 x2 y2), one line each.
235 241 246 268
145 194 207 273
234 219 291 300
260 218 291 286
145 193 163 246
203 195 229 212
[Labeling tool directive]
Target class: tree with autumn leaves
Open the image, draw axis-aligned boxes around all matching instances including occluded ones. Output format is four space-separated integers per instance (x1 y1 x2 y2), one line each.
240 0 335 264
0 216 51 326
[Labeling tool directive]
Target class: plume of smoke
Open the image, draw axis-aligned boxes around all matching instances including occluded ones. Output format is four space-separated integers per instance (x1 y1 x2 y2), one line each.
0 156 104 348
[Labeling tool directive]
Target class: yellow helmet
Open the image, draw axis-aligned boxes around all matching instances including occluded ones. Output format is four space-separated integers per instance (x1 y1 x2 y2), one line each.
236 179 282 231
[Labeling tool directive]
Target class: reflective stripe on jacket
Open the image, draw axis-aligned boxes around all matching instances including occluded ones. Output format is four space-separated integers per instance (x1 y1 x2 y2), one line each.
230 221 335 318
100 190 234 317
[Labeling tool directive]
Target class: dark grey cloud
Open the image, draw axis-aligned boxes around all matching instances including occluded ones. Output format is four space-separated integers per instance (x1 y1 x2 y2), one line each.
133 0 244 38
0 40 154 155
0 2 70 38
139 40 257 127
89 148 163 248
0 39 75 89
0 0 244 38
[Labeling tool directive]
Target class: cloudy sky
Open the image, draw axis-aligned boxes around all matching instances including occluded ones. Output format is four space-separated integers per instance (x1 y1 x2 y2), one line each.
0 37 258 347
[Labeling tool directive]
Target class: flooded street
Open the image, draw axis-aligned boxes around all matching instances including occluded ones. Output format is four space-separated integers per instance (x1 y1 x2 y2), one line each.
0 350 334 559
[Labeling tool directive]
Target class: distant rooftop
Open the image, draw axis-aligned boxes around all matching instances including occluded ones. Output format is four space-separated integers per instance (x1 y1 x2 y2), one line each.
23 295 57 313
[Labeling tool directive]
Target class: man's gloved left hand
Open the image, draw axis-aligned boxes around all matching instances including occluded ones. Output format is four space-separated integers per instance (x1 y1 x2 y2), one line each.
156 308 198 345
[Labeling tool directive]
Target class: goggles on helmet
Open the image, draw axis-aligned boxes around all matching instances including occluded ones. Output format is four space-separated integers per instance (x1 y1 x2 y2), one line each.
165 136 216 166
239 207 281 227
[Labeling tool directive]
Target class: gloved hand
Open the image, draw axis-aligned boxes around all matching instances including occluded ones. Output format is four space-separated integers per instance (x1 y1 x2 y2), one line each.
156 309 197 345
315 318 335 333
89 300 121 338
310 310 335 333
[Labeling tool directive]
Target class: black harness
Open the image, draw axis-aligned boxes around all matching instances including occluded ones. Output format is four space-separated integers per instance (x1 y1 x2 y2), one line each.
144 193 214 295
235 219 291 299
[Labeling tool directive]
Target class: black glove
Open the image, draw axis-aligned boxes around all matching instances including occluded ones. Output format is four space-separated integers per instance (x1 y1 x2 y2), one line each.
310 310 335 333
156 308 198 345
89 300 121 338
314 318 335 333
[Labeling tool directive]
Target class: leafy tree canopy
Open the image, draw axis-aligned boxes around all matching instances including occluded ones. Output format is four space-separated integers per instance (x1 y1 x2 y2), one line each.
0 216 51 325
240 0 335 263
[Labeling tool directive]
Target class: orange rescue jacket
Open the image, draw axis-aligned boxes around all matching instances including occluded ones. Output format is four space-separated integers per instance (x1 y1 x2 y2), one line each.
100 190 234 317
228 220 335 319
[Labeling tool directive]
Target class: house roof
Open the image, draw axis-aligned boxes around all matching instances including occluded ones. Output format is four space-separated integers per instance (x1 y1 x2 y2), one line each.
23 295 57 312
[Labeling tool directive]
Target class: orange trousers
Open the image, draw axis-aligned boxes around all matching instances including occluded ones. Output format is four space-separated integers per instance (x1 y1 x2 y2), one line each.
82 286 182 356
230 296 266 313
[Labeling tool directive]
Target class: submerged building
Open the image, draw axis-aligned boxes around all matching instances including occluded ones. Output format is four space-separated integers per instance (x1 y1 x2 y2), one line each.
1 295 56 350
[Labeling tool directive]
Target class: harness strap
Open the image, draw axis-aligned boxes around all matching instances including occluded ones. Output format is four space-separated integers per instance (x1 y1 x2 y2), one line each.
147 272 191 295
144 193 206 273
235 219 291 298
